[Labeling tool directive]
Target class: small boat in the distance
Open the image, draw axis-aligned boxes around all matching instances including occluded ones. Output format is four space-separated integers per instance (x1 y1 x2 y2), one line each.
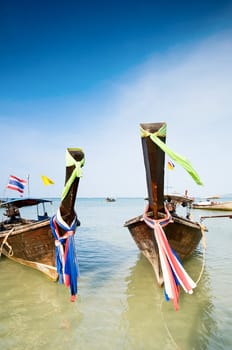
106 197 116 202
192 198 232 211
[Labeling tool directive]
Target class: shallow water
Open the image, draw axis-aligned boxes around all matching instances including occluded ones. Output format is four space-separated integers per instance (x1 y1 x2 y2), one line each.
0 198 232 349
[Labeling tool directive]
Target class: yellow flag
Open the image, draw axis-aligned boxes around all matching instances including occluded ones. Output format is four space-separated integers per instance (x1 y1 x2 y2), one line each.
167 160 175 170
41 175 54 185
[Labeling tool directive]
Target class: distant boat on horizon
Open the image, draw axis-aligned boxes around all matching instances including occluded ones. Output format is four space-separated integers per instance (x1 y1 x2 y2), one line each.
192 198 232 211
106 197 116 202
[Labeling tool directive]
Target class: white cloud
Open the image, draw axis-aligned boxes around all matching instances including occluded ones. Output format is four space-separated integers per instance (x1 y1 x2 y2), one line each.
1 30 232 198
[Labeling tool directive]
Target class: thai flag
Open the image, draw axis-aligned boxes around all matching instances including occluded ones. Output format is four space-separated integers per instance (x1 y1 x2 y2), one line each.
6 175 27 194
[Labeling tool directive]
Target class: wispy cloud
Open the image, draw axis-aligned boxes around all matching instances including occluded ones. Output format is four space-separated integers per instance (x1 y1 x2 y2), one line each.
1 30 232 198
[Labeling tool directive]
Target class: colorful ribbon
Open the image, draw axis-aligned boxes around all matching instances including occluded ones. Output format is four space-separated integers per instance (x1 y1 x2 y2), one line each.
50 209 80 302
140 124 203 185
143 205 196 310
61 148 85 201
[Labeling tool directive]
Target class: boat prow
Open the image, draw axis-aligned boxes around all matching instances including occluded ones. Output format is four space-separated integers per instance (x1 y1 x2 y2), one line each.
124 122 204 290
125 211 203 286
0 148 85 283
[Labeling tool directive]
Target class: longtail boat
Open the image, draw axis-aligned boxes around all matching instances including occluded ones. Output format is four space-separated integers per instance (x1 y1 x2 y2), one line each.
0 148 84 284
124 123 204 306
106 197 116 202
192 199 232 211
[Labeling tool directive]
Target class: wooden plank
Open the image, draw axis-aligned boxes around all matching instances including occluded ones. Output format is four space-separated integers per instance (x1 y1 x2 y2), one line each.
140 122 166 218
200 214 232 221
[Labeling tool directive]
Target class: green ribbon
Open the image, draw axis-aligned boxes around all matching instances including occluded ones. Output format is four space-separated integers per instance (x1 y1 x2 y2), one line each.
140 124 203 185
61 148 85 201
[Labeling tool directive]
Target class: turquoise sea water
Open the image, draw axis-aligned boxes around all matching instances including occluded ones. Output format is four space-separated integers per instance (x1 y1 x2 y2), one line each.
0 197 232 350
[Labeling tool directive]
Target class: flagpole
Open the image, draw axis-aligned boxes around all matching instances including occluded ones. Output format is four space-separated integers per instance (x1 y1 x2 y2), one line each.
166 164 168 195
27 174 30 197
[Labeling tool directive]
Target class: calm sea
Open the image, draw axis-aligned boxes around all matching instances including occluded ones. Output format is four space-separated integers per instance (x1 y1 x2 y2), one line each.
0 198 232 350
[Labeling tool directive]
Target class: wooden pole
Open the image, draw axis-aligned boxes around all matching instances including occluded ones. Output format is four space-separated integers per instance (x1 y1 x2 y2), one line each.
200 214 232 221
140 122 166 219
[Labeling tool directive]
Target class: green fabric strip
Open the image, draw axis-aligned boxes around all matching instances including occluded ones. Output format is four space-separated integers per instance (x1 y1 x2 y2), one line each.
61 148 85 201
140 125 203 185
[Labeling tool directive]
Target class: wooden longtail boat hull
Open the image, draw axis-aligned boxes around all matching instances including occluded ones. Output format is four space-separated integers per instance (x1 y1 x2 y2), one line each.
124 122 203 286
0 148 84 281
125 213 202 286
0 220 57 280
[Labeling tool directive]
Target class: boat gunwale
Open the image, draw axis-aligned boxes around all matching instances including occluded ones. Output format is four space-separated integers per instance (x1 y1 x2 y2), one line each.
0 219 50 238
124 211 201 230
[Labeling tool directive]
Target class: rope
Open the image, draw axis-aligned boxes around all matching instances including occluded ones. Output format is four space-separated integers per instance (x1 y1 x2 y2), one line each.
160 299 180 349
195 224 206 285
0 228 14 257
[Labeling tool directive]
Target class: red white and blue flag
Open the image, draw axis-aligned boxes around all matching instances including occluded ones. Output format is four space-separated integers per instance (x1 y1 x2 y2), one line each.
6 175 27 194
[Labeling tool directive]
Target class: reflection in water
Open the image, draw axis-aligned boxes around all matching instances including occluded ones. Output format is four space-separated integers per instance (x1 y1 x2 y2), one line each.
0 257 84 350
1 199 231 350
122 250 218 349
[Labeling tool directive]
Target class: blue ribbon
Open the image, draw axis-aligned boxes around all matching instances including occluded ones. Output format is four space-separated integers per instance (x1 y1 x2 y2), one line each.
50 215 79 298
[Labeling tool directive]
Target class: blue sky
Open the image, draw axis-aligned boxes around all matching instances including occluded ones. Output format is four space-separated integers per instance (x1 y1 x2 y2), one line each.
1 0 232 198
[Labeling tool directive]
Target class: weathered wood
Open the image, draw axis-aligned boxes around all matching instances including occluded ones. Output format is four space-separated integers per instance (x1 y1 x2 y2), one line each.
59 148 84 230
124 122 203 286
0 148 84 280
200 214 232 220
140 122 165 218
